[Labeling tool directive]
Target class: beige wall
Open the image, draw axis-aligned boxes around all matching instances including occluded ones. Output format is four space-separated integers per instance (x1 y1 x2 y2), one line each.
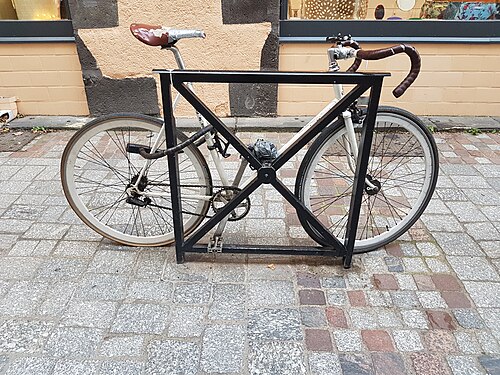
279 42 500 116
78 0 271 117
0 43 88 115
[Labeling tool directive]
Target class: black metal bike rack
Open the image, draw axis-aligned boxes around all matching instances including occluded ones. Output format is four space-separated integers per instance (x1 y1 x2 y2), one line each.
155 69 388 268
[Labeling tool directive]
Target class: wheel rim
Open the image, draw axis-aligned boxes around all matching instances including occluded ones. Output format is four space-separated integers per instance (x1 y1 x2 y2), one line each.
302 113 436 251
62 118 210 246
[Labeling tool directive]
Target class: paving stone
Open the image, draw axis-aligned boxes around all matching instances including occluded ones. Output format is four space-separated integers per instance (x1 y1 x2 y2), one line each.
464 222 500 241
99 361 144 375
173 282 211 304
212 263 245 283
366 290 392 307
326 290 348 306
448 256 500 281
414 275 436 290
0 234 19 251
433 233 484 256
246 218 286 237
53 241 98 258
0 356 7 373
308 352 342 375
0 219 32 234
361 330 394 352
391 291 421 308
453 309 484 329
333 330 362 352
480 206 500 222
384 256 404 272
454 332 482 355
371 353 406 375
346 273 373 289
4 357 55 375
297 271 321 288
479 356 500 375
305 329 333 352
416 242 442 257
426 258 452 273
477 308 500 342
44 327 102 358
246 263 294 280
64 225 103 241
477 331 500 355
52 360 100 375
442 291 472 308
424 330 458 352
134 251 167 280
300 306 327 327
435 188 469 202
201 325 244 373
432 274 462 291
394 274 418 290
209 283 246 320
326 307 348 328
441 164 480 176
403 257 430 273
447 356 484 375
0 281 48 316
322 275 346 288
61 300 117 328
417 291 448 308
0 257 43 279
249 341 306 375
401 309 429 329
38 281 76 317
338 353 373 375
411 353 451 375
426 310 457 330
126 280 173 301
349 309 378 329
479 241 500 258
446 202 489 222
362 256 388 273
248 308 302 341
0 320 54 353
74 274 128 300
347 290 367 306
399 243 419 257
464 282 500 307
111 303 168 334
465 189 500 206
299 289 326 305
8 240 39 256
392 330 424 351
99 336 144 357
145 340 199 375
23 223 70 240
87 250 136 273
248 280 295 306
168 305 204 337
373 274 399 290
35 259 88 281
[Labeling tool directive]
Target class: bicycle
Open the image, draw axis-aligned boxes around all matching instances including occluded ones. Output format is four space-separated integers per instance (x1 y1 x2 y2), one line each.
60 24 438 254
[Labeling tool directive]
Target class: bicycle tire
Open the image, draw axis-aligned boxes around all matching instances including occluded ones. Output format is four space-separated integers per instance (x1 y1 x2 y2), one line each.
61 113 213 246
295 106 439 253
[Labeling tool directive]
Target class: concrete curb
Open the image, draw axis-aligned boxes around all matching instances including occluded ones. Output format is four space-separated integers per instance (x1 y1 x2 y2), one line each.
6 114 500 132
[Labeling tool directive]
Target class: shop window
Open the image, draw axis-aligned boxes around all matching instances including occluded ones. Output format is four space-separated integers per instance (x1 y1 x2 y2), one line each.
287 0 499 20
0 0 71 20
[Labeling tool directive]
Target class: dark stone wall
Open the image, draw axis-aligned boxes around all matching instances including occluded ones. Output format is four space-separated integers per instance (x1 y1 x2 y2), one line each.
222 0 280 117
69 1 159 116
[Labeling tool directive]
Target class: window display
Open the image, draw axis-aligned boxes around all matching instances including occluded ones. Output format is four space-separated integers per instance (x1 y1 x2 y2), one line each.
1 0 62 20
288 0 499 20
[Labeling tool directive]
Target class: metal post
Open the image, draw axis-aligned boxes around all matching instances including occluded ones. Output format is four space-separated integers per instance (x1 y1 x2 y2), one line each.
342 78 384 268
160 73 186 264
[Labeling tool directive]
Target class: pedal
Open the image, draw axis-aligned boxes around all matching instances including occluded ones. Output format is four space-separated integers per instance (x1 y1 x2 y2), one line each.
126 143 152 154
126 196 148 207
207 236 223 253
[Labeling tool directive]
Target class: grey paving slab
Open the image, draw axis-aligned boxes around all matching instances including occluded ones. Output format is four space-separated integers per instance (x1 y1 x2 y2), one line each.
448 256 500 281
61 300 118 328
464 282 500 308
73 274 128 300
99 360 144 375
209 283 246 320
333 330 363 352
168 305 205 337
43 327 103 358
0 320 54 353
52 360 100 375
145 340 200 375
88 250 137 273
300 306 328 327
249 341 307 375
35 258 88 281
126 280 173 302
0 281 48 316
98 336 144 358
447 356 484 375
248 308 302 341
309 353 342 375
111 303 169 334
433 232 485 256
172 282 211 304
248 279 296 306
0 257 43 280
4 357 55 375
200 325 245 373
53 241 99 258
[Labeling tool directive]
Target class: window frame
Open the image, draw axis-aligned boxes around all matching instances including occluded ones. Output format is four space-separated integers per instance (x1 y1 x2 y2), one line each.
279 0 500 43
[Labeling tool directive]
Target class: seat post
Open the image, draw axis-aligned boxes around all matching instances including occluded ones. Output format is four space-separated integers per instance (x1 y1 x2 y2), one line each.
167 46 187 70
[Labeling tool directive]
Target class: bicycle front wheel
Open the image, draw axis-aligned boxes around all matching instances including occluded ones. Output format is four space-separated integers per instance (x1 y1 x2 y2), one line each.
61 114 212 246
296 106 439 253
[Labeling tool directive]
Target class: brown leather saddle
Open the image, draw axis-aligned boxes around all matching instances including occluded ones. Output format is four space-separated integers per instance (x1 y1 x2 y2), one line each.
130 23 205 47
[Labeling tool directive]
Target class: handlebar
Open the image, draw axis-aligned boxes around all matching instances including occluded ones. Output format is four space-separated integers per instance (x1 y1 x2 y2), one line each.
327 38 421 98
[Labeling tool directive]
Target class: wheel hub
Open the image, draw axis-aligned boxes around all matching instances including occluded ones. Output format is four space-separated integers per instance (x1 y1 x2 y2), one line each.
364 174 381 195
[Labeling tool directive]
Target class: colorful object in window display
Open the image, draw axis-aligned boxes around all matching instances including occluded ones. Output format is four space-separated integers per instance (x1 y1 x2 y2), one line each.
397 0 416 12
11 0 60 20
420 0 498 19
455 2 497 20
375 4 385 19
303 0 369 19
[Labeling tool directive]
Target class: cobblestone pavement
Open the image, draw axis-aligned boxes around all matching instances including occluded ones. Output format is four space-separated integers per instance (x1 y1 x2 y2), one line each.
0 128 499 375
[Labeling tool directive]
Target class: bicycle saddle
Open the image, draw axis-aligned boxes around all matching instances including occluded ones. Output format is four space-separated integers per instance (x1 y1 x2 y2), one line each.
130 23 205 47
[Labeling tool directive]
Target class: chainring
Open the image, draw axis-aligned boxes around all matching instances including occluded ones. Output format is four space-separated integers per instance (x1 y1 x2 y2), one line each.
210 187 251 221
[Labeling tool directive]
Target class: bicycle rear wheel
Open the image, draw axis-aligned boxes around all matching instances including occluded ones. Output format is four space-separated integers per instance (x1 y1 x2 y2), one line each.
61 114 212 246
296 106 439 253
